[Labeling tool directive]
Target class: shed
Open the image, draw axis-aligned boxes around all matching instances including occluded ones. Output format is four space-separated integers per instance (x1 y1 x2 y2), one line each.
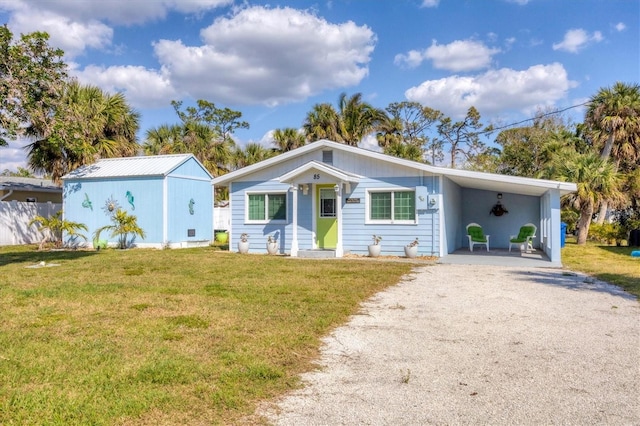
62 154 213 248
211 140 577 265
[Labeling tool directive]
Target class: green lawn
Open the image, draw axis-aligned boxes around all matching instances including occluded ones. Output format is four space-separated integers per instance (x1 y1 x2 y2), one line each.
562 238 640 299
0 246 413 425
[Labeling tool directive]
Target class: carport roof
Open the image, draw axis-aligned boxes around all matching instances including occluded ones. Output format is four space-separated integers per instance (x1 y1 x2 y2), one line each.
211 140 577 197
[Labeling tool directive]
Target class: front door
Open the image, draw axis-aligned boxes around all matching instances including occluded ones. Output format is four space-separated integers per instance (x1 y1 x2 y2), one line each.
316 185 337 249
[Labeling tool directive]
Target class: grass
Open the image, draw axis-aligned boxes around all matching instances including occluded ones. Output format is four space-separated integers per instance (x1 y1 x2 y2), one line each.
0 245 414 425
562 238 640 298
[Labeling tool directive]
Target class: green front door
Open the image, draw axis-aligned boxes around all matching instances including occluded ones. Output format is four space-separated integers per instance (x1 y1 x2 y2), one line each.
317 185 337 249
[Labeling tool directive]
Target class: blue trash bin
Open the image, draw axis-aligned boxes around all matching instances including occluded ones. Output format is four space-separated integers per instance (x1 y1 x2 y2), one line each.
560 222 567 248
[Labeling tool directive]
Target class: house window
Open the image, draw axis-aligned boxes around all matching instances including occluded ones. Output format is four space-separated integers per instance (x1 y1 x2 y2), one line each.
368 189 416 223
319 188 336 218
322 150 333 165
247 192 287 223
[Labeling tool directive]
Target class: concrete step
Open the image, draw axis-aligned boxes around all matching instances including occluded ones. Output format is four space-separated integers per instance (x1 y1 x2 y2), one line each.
297 249 336 258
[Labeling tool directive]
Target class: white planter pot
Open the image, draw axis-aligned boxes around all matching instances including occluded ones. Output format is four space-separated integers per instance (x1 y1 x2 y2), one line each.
266 242 278 255
368 244 381 257
238 240 250 254
404 245 418 258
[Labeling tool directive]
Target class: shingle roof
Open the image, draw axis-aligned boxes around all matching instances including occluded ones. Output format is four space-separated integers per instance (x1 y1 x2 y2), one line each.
62 154 207 180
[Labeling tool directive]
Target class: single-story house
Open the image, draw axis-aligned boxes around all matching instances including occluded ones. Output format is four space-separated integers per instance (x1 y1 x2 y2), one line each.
0 177 62 203
211 140 577 263
0 177 62 246
62 154 214 248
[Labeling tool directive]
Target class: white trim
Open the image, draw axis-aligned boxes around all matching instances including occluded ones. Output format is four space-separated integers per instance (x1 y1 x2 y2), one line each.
162 177 168 245
290 186 299 256
244 190 288 224
365 187 418 225
279 160 362 184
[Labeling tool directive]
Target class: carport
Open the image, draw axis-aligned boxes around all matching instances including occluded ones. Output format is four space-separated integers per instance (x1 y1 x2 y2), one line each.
439 169 576 266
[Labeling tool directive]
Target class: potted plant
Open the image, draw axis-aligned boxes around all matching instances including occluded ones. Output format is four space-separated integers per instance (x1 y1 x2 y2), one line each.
266 235 278 255
238 233 250 254
368 234 382 257
404 237 419 258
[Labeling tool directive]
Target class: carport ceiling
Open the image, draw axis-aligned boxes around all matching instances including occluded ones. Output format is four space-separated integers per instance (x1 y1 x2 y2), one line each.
445 174 569 197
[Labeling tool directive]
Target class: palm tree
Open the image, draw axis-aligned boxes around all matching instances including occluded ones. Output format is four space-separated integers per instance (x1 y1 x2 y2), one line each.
272 128 306 152
94 209 146 249
585 82 640 164
383 141 423 162
28 210 88 250
585 82 640 223
232 143 275 169
303 93 387 146
547 151 623 244
26 81 140 183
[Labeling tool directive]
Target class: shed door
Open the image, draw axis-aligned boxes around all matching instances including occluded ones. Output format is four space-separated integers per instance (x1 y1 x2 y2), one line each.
316 185 337 249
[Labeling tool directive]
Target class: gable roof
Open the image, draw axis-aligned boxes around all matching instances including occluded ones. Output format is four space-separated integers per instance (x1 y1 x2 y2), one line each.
211 140 577 197
62 154 213 180
279 160 363 184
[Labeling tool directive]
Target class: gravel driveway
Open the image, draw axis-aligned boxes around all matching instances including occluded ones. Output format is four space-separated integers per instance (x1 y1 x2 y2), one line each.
260 264 639 425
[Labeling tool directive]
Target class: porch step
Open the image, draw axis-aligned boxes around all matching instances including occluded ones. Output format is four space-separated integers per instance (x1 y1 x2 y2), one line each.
297 249 336 259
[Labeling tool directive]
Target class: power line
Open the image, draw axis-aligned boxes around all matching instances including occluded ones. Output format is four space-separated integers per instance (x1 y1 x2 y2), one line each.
477 101 590 136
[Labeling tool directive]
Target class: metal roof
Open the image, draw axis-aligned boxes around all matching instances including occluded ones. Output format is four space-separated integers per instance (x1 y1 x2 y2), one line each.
0 177 61 193
62 154 211 180
211 140 577 197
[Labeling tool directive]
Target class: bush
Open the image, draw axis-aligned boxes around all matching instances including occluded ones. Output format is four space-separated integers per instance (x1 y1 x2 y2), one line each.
588 223 627 245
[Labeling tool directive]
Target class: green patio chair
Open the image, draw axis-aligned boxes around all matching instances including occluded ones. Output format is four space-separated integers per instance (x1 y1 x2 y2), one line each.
509 223 537 253
466 222 490 252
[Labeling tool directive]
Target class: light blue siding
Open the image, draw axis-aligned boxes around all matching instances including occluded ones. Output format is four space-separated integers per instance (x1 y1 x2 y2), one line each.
64 177 164 245
166 176 212 243
63 157 213 247
460 188 540 249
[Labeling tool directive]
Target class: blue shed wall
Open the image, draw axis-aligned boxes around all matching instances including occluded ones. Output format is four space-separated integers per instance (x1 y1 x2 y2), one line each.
166 175 213 244
63 177 164 245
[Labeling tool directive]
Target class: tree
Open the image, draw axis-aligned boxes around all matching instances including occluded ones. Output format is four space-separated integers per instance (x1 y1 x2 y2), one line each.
0 26 67 146
1 167 34 177
546 151 623 245
376 101 442 162
232 143 275 169
435 106 493 168
28 210 87 250
94 209 146 249
303 93 387 146
26 81 140 183
584 82 640 223
144 100 247 177
272 128 306 152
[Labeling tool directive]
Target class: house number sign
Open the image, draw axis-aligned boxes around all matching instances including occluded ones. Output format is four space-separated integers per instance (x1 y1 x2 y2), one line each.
346 198 360 204
313 174 321 179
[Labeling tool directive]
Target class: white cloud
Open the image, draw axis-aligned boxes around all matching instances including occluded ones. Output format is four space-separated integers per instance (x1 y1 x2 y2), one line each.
395 39 500 72
615 22 626 32
1 0 232 25
73 65 177 109
7 7 112 58
421 0 440 7
552 28 604 53
505 0 530 4
153 6 376 106
404 63 575 118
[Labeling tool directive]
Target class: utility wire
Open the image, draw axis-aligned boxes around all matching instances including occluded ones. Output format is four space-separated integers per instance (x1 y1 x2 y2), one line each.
477 101 590 136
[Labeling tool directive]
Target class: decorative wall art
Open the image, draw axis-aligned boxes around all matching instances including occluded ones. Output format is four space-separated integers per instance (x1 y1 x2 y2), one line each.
125 191 135 210
102 195 120 216
189 198 195 215
82 193 93 210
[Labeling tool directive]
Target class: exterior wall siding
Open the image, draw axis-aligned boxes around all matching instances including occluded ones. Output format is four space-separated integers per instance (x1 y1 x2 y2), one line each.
460 188 540 249
442 177 462 253
64 177 164 246
166 175 213 244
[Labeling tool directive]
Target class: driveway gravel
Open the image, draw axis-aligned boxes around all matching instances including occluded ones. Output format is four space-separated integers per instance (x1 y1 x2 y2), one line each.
259 264 640 425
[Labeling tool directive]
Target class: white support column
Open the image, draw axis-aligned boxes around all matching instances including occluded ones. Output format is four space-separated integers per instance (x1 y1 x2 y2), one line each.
290 185 299 257
335 182 343 257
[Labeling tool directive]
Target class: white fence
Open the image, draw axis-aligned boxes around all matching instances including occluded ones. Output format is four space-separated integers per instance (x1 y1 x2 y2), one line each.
213 207 230 231
0 201 61 246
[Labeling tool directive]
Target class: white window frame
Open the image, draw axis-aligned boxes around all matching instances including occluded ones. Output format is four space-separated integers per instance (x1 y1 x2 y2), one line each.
365 188 417 225
245 190 288 224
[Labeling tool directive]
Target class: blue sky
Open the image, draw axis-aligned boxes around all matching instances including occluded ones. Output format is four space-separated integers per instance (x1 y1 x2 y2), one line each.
1 0 638 172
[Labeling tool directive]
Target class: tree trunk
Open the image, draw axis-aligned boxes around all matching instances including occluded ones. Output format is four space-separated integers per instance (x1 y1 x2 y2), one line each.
600 134 614 160
596 200 608 224
576 200 594 245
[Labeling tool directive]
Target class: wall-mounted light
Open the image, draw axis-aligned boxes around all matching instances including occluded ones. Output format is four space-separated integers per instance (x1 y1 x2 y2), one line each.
299 184 309 195
334 184 340 193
